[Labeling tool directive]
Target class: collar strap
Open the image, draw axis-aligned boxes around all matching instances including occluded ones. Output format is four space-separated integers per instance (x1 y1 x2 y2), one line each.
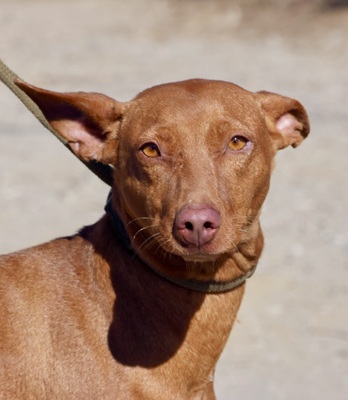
104 192 257 293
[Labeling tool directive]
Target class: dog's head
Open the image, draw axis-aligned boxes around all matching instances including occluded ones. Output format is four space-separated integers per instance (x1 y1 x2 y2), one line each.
17 79 309 280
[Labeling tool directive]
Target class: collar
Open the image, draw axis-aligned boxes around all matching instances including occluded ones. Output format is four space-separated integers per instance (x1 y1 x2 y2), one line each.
104 191 257 293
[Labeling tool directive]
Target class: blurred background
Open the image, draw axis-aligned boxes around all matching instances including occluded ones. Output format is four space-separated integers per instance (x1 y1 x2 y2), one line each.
0 0 347 398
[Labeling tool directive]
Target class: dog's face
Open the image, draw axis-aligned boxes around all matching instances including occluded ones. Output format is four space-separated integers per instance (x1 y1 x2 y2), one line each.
115 81 274 261
16 79 309 276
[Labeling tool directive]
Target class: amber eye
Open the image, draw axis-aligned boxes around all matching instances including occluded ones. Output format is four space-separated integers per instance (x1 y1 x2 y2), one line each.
141 143 161 158
228 136 248 151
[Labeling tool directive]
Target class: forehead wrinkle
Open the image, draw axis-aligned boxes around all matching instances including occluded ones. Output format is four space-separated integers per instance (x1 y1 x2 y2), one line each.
139 123 179 147
141 98 219 140
208 116 254 142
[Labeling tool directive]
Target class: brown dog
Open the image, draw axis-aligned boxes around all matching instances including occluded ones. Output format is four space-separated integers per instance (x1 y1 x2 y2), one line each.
0 79 309 399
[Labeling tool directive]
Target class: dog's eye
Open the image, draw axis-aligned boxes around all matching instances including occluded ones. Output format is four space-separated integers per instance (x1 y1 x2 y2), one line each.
228 136 248 151
141 143 161 158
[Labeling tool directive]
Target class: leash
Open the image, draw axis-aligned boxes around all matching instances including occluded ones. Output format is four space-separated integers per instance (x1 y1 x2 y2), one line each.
105 191 257 294
0 58 114 186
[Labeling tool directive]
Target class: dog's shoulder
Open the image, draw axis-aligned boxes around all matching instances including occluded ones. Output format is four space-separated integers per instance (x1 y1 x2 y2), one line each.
0 234 94 295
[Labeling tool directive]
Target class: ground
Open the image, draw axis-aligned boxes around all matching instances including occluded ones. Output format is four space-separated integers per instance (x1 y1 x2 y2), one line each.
0 1 347 398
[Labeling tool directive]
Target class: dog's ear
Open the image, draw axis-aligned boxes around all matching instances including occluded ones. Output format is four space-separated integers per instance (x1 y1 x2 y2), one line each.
256 91 310 150
15 79 126 164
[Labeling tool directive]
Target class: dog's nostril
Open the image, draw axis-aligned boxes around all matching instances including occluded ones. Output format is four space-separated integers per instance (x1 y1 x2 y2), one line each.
185 222 194 231
203 221 213 229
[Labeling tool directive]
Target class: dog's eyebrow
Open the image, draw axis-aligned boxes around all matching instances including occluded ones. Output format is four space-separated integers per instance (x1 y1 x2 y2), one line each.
137 124 178 141
208 117 255 137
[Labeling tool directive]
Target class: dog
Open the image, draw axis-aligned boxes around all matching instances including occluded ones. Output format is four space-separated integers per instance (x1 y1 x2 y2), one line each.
0 78 309 399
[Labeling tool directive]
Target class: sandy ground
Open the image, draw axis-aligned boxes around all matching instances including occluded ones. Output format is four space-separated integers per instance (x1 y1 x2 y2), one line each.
0 1 347 398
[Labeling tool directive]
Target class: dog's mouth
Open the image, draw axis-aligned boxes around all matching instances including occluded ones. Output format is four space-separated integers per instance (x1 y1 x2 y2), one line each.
155 230 230 267
137 231 224 264
130 219 225 265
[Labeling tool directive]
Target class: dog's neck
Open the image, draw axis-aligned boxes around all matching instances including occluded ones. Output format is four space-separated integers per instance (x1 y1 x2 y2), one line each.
104 191 257 294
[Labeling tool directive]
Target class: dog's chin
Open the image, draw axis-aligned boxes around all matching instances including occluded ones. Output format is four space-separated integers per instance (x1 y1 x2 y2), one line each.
180 253 220 263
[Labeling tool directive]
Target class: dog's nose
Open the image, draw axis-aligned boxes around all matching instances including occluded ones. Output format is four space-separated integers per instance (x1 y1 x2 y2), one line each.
174 206 221 248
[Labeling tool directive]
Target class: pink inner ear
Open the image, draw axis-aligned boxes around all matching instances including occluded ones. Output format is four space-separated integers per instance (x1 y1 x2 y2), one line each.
52 119 103 161
276 113 301 134
276 113 303 148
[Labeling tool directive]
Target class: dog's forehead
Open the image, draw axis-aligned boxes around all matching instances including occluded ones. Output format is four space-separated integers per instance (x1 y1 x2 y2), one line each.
127 80 263 137
134 79 256 113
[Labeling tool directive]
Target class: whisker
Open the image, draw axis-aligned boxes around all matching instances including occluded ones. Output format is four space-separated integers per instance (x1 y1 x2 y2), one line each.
133 224 158 241
126 216 153 227
133 232 161 259
157 238 176 259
